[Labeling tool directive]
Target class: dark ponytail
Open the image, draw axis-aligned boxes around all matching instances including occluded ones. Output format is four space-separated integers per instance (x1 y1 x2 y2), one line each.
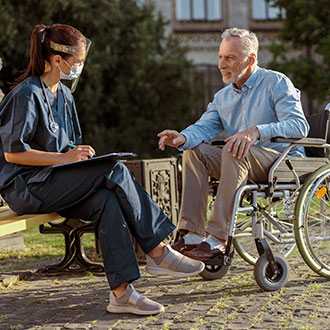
13 24 86 88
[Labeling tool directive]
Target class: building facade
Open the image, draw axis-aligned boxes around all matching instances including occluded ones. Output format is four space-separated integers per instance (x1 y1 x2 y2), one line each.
146 0 286 112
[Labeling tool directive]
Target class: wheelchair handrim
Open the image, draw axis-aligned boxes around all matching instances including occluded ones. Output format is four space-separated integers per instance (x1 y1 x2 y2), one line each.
295 165 330 278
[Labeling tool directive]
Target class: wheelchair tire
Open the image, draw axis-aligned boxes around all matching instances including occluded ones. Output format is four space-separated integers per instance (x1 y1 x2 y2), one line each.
254 253 290 291
199 264 229 280
295 165 330 278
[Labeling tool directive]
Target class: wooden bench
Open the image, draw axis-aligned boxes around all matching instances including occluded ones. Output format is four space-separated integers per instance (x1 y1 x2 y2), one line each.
0 205 63 237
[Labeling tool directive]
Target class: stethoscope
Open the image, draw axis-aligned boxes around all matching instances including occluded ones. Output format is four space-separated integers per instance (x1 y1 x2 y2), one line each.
40 77 76 144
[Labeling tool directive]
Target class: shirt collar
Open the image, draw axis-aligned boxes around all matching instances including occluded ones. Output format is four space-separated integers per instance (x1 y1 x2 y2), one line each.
244 65 259 89
231 65 259 92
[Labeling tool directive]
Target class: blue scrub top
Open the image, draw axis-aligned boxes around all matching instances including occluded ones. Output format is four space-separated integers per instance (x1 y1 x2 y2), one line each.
0 76 82 213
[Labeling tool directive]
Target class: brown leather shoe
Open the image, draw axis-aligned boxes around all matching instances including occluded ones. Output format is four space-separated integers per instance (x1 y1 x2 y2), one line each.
171 237 198 254
184 242 224 261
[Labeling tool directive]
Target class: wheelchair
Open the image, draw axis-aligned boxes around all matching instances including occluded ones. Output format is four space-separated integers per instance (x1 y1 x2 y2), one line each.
199 103 330 291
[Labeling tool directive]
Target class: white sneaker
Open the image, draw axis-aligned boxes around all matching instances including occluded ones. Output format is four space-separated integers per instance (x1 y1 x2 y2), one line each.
107 284 164 315
146 245 205 277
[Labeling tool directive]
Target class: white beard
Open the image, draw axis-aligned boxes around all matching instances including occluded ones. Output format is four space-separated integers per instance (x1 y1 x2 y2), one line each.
221 63 250 85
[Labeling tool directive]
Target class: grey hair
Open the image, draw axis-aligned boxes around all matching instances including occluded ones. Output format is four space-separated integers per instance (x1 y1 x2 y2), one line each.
221 28 259 64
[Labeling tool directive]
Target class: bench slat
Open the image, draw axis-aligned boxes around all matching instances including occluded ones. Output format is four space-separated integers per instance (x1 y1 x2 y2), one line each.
0 205 63 237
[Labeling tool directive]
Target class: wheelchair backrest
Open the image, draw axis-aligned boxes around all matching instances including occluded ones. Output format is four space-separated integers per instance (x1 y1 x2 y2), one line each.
305 107 330 157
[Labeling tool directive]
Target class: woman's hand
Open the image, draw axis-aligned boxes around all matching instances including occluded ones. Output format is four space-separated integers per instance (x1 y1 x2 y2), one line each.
62 145 95 163
4 145 96 166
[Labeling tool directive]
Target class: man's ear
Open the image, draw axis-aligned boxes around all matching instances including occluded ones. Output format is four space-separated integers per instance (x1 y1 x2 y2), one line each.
249 53 257 66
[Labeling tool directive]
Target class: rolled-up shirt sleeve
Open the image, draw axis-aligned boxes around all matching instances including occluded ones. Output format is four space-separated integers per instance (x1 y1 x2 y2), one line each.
0 94 38 153
179 100 224 150
256 76 309 141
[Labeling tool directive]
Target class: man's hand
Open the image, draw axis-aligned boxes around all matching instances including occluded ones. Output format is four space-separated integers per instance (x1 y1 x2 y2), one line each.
224 126 260 159
157 130 186 151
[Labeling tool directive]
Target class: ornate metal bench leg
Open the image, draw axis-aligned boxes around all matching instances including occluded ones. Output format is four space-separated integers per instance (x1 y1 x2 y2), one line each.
74 224 104 273
39 218 104 274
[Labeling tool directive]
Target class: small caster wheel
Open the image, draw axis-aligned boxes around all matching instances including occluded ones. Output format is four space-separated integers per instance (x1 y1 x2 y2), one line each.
199 264 229 280
254 252 290 291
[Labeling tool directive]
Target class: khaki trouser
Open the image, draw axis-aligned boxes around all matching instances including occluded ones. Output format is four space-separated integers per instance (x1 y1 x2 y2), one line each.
179 143 280 241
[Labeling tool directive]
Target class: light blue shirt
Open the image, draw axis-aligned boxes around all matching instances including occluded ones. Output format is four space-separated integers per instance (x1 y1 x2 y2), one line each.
180 66 309 157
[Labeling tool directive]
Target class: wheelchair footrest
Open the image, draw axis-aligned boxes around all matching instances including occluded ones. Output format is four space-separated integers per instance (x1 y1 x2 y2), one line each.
204 250 234 266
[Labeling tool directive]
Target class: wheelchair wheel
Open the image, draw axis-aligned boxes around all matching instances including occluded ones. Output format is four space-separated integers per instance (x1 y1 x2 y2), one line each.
233 197 296 265
199 264 229 280
254 253 290 291
295 165 330 278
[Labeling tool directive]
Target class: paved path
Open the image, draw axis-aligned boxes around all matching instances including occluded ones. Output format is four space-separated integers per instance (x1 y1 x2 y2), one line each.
1 253 330 330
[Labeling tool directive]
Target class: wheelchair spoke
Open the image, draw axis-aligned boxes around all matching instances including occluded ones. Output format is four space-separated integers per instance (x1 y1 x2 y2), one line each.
233 191 296 265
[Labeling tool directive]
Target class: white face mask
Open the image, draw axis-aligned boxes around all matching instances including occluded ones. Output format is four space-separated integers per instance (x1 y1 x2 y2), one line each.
59 59 84 80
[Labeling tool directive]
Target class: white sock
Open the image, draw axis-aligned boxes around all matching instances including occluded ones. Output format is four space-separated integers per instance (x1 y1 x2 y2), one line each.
203 236 225 250
183 233 204 245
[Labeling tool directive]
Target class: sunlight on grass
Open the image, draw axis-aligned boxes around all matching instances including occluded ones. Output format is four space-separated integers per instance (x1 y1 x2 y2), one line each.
0 226 95 272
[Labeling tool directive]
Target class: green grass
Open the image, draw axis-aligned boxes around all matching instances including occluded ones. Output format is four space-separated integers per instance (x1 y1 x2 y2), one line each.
0 226 96 272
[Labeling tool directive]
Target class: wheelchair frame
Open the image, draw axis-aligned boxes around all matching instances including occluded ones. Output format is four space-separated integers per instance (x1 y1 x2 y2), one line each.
200 103 330 291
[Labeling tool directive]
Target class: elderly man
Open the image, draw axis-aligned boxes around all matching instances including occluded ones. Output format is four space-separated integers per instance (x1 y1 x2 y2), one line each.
157 28 309 260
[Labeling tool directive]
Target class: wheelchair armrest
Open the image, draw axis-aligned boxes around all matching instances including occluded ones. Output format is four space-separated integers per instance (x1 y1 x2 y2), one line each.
271 137 326 146
210 140 226 147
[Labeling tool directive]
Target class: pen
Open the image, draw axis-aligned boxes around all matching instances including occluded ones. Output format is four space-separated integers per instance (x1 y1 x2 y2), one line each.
68 143 96 156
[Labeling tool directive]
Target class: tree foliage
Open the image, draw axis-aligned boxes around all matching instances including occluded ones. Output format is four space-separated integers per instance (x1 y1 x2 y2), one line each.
267 0 330 113
0 0 199 157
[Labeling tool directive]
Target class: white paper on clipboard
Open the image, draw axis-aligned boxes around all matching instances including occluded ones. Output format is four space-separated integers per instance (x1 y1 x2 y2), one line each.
52 152 137 169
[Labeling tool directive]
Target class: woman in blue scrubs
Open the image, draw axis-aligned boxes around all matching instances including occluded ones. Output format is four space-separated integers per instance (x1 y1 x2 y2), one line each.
0 24 204 315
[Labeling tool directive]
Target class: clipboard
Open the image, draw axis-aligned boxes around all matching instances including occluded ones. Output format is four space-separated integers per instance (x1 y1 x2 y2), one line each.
52 152 137 169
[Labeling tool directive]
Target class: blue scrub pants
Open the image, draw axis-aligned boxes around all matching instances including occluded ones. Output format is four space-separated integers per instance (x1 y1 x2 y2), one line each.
28 160 175 289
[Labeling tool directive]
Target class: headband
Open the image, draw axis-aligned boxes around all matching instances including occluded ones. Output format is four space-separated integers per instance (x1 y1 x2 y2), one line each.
40 26 51 44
